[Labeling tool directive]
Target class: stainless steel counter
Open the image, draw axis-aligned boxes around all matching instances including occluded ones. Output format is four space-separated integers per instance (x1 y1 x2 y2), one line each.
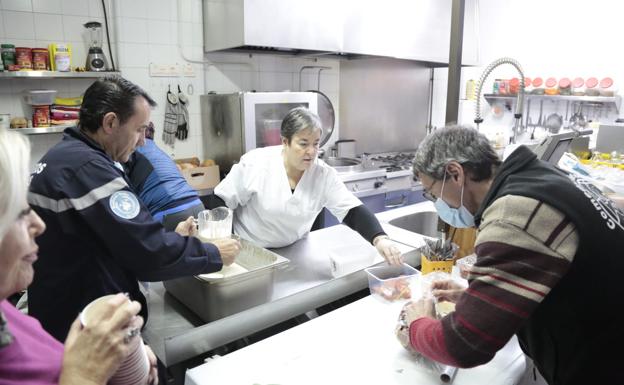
142 224 422 367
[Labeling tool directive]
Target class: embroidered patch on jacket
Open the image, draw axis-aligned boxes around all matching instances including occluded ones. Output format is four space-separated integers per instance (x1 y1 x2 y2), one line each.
109 191 140 220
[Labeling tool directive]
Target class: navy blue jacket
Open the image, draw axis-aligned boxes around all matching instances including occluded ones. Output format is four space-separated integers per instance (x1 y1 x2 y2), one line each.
27 127 222 341
126 139 200 220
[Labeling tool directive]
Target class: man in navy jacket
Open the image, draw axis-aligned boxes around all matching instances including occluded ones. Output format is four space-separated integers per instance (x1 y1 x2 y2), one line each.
28 76 240 341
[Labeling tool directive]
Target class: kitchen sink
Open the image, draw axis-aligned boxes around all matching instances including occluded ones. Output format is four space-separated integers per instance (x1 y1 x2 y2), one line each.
323 157 362 173
388 211 440 238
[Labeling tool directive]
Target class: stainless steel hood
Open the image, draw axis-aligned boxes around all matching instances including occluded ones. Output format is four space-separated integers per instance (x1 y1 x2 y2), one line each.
203 0 479 65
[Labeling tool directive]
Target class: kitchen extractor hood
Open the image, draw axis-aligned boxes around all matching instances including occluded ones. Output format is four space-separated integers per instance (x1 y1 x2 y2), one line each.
203 0 479 65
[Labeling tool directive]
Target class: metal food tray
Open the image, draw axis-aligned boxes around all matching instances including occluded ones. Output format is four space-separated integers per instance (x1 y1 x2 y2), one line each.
163 239 289 322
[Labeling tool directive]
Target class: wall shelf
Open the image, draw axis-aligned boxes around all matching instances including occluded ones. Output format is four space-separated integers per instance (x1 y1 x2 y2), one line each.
484 93 621 113
0 71 120 79
11 125 71 135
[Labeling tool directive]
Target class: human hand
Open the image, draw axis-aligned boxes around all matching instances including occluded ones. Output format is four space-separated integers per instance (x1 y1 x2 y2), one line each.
373 236 403 265
60 294 142 385
211 237 241 266
174 216 197 237
431 279 466 303
145 344 159 385
402 298 435 325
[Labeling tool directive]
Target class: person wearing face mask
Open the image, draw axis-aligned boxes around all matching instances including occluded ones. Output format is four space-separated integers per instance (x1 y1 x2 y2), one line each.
208 107 401 265
397 126 624 385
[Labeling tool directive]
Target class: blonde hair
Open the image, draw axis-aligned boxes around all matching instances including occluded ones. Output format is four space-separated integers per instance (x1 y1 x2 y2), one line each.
0 129 31 239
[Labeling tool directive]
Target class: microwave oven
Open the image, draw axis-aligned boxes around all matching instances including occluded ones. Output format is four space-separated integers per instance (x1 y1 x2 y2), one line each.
200 92 319 172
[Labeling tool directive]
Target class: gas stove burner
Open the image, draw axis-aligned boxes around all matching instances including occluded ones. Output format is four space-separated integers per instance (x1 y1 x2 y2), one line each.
385 165 404 172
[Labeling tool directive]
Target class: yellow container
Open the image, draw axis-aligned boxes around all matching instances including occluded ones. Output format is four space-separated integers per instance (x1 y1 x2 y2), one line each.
421 254 454 275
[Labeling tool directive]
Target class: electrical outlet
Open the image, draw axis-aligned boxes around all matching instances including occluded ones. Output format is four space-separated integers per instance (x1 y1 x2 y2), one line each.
182 63 195 77
149 63 181 77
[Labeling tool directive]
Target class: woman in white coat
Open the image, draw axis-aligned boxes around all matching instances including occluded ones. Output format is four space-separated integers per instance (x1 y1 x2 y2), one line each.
212 107 401 265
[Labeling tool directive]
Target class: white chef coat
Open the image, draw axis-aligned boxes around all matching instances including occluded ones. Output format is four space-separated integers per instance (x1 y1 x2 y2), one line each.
215 146 362 248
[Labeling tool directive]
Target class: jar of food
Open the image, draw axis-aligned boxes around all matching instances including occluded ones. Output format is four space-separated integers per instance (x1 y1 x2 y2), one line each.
545 77 558 95
499 79 509 95
531 77 545 95
558 77 572 96
1 44 16 69
585 77 600 96
509 77 520 95
32 105 50 127
15 47 32 70
493 79 501 94
32 48 49 70
523 77 532 93
572 77 585 96
599 77 617 97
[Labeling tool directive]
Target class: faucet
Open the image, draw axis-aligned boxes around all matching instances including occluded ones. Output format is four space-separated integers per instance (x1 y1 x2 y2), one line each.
474 57 525 144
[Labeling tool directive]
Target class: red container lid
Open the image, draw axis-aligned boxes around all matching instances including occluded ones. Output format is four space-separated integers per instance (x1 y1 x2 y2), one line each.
532 77 543 87
572 77 584 88
524 77 531 87
510 77 520 86
558 77 571 88
545 77 557 88
586 77 598 88
599 77 613 88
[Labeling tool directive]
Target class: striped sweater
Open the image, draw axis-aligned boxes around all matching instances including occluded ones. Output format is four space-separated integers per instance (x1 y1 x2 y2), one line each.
409 194 579 367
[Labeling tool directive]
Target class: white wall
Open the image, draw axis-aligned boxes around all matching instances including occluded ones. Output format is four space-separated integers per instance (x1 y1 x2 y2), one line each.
0 0 340 169
431 0 624 139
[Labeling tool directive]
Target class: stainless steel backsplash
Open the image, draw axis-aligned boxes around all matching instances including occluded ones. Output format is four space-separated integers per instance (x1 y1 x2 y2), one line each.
339 58 431 154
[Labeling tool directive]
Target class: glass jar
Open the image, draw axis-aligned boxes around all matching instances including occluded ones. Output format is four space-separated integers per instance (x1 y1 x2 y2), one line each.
523 77 532 94
572 77 585 96
509 77 520 95
531 77 545 95
558 77 572 96
585 77 600 96
545 77 558 95
599 77 617 97
1 44 16 69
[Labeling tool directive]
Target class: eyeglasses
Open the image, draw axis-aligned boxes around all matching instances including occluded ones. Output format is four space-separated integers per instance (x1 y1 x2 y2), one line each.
421 180 438 202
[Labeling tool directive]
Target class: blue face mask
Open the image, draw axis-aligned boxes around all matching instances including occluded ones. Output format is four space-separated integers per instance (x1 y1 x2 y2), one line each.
434 170 475 228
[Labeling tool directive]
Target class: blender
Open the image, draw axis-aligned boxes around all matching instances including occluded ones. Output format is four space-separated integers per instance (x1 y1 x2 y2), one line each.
84 21 108 71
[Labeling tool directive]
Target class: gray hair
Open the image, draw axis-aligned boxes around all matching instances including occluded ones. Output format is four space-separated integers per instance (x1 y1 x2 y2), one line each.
0 129 31 239
413 126 501 181
281 107 322 143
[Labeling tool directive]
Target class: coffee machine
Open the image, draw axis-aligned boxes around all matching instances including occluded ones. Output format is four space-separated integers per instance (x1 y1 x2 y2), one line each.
84 21 108 71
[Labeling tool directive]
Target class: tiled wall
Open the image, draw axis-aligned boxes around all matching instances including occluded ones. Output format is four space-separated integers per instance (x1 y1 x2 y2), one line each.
0 0 340 169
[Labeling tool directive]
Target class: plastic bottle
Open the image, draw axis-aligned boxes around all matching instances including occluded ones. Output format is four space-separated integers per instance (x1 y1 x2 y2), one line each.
466 79 476 100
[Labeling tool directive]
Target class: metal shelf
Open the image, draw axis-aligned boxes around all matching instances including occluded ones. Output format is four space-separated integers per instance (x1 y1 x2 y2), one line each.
484 93 621 113
0 71 120 79
12 125 71 135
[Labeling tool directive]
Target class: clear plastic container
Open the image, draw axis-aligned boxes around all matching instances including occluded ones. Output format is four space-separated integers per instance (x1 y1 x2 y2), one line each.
572 77 585 96
365 263 420 302
599 77 617 97
23 89 57 105
558 77 571 96
455 254 477 279
585 77 600 96
545 77 558 95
